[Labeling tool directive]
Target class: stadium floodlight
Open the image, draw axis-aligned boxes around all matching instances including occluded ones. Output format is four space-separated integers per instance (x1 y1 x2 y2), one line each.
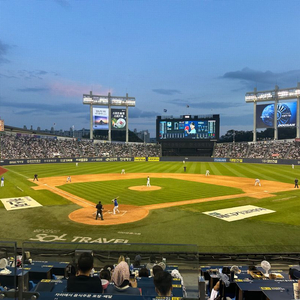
83 94 136 107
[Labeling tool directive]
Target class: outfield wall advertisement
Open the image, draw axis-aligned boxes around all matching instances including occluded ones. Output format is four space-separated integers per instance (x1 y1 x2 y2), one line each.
2 156 300 166
256 102 297 128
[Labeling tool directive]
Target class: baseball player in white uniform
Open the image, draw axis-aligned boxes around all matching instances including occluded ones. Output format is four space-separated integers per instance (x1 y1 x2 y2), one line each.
255 178 261 186
1 176 4 187
67 176 72 183
121 169 125 174
205 170 210 176
147 176 151 187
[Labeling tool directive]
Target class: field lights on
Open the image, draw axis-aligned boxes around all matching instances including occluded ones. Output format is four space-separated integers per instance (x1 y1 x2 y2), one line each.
83 94 135 107
278 89 300 98
245 87 300 102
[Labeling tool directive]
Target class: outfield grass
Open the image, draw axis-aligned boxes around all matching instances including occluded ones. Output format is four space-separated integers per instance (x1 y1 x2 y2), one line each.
0 161 300 252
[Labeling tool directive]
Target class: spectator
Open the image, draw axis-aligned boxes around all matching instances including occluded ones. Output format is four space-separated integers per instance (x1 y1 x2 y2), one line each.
146 255 157 270
118 255 125 264
139 267 150 277
152 265 163 276
153 271 173 297
133 254 142 268
100 269 111 290
106 261 140 295
67 252 103 293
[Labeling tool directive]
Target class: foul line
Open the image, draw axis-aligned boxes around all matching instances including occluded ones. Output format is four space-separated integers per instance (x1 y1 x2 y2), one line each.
6 169 31 180
41 184 95 208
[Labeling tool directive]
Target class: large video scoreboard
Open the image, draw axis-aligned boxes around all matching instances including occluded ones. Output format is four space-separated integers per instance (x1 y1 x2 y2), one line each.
156 115 220 141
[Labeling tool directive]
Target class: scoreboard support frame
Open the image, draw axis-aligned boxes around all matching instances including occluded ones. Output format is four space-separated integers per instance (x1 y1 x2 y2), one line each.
83 92 135 142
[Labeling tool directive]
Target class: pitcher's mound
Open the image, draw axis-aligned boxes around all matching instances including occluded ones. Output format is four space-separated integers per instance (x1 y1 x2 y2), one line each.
129 185 161 191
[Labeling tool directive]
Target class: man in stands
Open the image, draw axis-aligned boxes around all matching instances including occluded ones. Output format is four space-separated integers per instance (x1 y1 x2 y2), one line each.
153 271 173 297
67 252 103 293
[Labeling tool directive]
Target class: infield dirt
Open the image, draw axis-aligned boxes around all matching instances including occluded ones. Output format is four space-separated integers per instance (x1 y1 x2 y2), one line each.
31 173 294 226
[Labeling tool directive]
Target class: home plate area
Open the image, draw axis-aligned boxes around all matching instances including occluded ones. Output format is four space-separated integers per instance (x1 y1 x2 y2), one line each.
68 204 149 226
106 210 127 216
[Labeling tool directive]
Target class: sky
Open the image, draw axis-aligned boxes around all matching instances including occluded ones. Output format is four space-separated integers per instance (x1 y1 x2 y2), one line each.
1 0 300 138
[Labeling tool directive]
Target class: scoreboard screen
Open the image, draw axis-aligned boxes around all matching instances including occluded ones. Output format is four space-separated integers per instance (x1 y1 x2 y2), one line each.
156 115 219 141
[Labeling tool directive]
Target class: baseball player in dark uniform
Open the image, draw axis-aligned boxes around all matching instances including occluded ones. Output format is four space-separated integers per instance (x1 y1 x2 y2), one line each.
294 178 299 188
96 201 104 220
33 174 38 181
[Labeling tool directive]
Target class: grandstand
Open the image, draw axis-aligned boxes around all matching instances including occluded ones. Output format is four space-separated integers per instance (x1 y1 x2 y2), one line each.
1 125 300 300
214 140 300 160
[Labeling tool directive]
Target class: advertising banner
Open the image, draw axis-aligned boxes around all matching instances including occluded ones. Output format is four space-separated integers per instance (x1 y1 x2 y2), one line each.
148 157 160 162
111 109 126 130
134 157 146 161
256 102 297 128
203 205 275 222
93 108 109 130
1 196 42 211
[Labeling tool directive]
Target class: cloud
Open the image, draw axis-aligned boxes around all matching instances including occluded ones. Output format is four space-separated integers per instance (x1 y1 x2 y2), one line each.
16 87 50 93
0 100 84 114
54 0 71 8
221 114 253 126
0 40 11 64
17 69 58 80
0 73 17 79
166 98 243 109
152 89 181 95
49 81 111 97
0 69 59 80
130 107 159 118
221 67 300 90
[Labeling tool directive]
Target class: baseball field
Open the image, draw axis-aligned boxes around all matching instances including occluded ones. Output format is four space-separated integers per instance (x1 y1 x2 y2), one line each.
0 161 300 253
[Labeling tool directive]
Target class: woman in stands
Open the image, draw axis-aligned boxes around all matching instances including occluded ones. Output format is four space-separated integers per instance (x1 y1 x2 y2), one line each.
105 261 140 295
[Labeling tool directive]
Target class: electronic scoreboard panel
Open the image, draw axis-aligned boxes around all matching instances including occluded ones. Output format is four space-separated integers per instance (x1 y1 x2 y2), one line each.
156 115 219 141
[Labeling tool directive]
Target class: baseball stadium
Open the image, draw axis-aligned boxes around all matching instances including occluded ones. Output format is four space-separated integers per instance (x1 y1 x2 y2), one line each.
1 85 300 300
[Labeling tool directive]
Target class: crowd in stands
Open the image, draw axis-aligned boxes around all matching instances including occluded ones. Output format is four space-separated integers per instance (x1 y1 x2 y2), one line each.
2 250 299 300
66 253 186 297
214 140 300 160
2 132 300 161
0 133 161 159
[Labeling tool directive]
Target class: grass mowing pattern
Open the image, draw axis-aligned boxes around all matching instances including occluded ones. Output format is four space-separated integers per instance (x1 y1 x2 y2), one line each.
1 161 300 252
59 178 243 206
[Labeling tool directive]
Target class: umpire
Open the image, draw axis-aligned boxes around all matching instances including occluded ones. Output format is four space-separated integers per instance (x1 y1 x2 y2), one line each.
96 201 104 220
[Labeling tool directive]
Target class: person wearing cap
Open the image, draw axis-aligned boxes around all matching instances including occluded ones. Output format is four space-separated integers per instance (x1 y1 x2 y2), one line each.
133 255 142 268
